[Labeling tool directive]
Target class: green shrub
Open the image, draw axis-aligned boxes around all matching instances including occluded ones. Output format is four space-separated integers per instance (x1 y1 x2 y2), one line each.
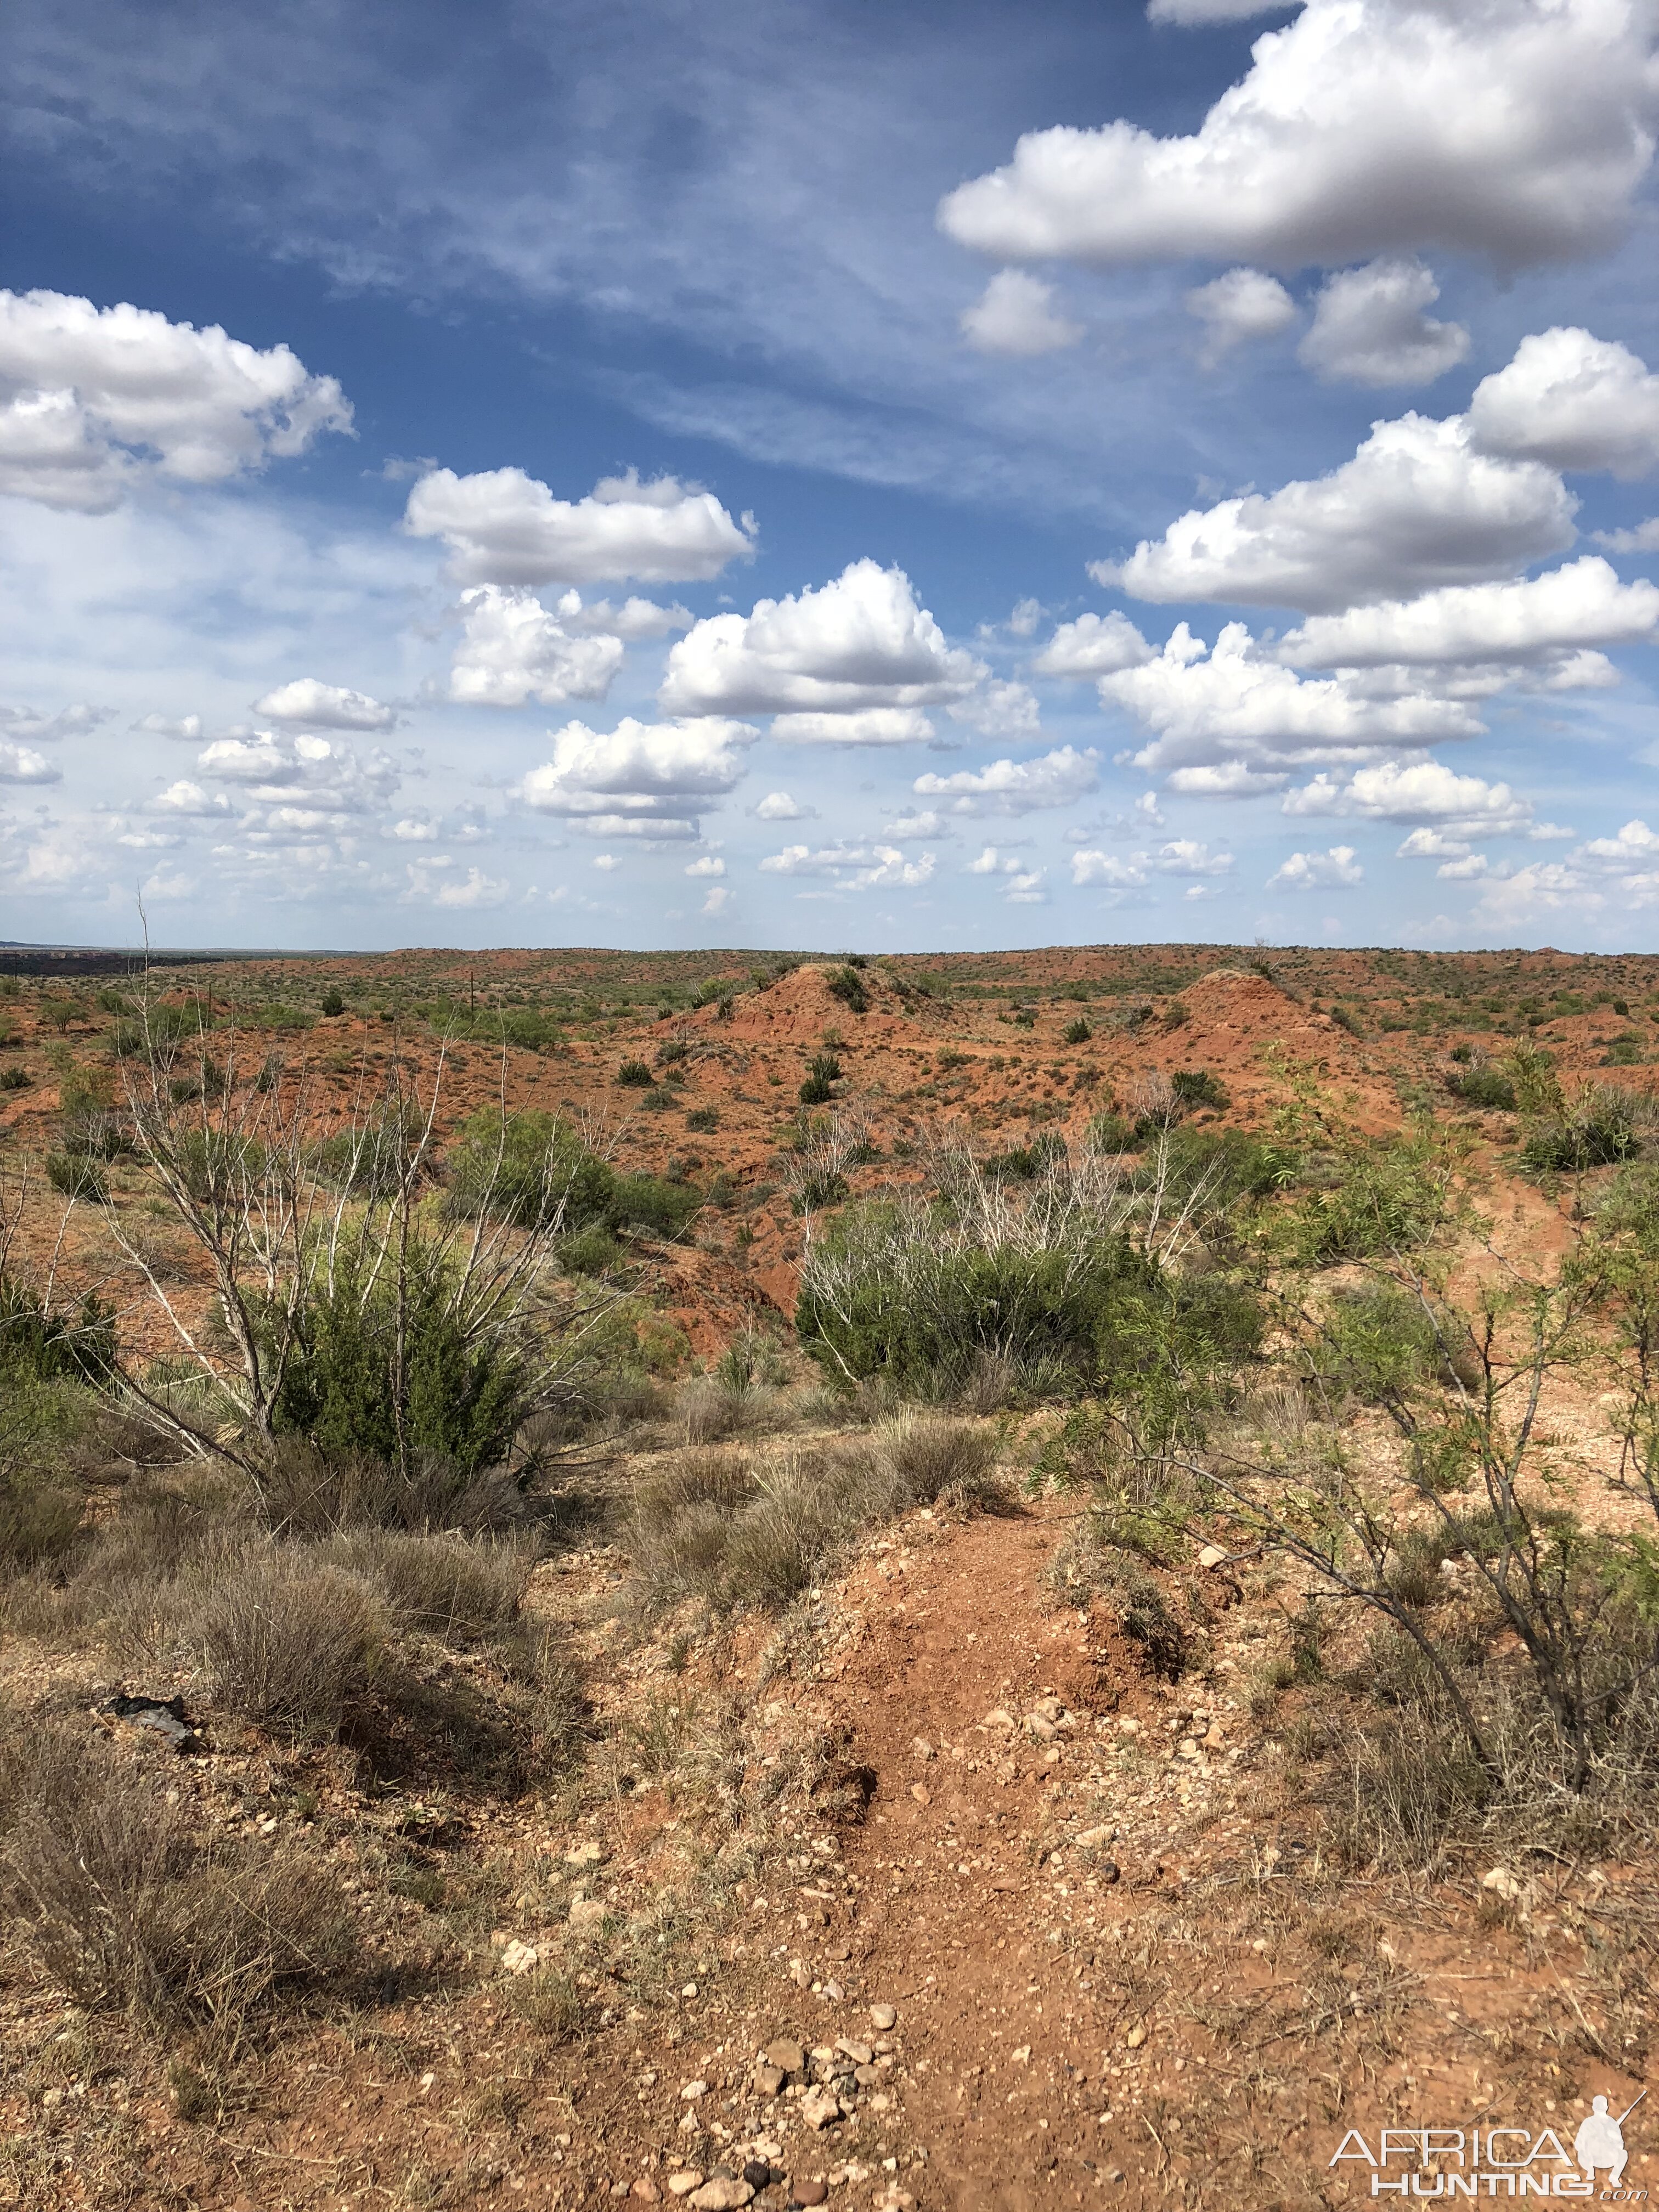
448 1109 612 1231
1062 1017 1092 1046
1279 1129 1453 1263
1306 1284 1466 1406
0 1277 116 1386
1171 1068 1229 1113
494 1007 563 1053
109 1001 211 1060
797 1198 1160 1397
266 1239 535 1476
825 966 871 1015
1148 1125 1296 1210
46 1152 110 1204
558 1223 628 1277
0 1066 30 1092
617 1059 654 1087
320 988 345 1017
987 1133 1068 1181
1446 1066 1516 1110
685 1106 720 1133
1086 1111 1136 1153
798 1049 841 1107
1521 1086 1644 1172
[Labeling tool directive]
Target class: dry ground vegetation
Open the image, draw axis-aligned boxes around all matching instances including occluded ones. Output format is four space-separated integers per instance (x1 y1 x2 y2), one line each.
2 947 1659 2211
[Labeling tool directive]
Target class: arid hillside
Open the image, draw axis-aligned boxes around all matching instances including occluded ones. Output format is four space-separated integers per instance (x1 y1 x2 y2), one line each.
2 939 1658 2212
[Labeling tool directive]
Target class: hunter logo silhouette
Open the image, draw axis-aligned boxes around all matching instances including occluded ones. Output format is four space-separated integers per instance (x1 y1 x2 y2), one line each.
1576 2092 1643 2189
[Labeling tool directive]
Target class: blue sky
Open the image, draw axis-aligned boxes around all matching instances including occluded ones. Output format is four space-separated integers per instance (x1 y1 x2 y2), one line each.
3 0 1659 953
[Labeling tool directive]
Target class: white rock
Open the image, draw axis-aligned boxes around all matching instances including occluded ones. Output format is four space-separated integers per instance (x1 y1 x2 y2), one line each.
689 2181 754 2210
800 2085 842 2130
1198 1544 1227 1570
499 1940 539 1976
665 2176 703 2198
680 2080 709 2101
868 2003 898 2030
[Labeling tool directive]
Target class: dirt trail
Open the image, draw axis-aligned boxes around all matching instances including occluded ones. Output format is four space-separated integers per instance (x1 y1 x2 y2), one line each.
796 1505 1229 2210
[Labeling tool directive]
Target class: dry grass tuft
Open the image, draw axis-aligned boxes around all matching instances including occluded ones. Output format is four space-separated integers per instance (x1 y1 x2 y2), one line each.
626 1419 1003 1615
1 1711 357 2044
189 1555 384 1736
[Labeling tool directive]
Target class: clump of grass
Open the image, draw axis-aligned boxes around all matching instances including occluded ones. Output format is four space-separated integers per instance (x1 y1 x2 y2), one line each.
189 1555 385 1737
505 1964 586 2041
1 1709 357 2041
320 1528 532 1645
252 1437 531 1539
627 1421 1002 1615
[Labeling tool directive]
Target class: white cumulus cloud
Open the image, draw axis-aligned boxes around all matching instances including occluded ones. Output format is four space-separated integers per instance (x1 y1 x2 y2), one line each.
937 1 1657 272
405 465 757 588
253 678 398 731
1268 845 1364 890
912 744 1099 815
0 741 59 783
1298 257 1469 387
1071 849 1148 889
1186 268 1297 363
1467 326 1659 479
131 712 203 743
771 708 936 746
1276 557 1659 672
195 730 399 815
1032 610 1154 678
1 701 109 744
517 715 757 838
759 840 935 889
445 585 624 707
1282 758 1535 833
1099 622 1477 781
1102 410 1576 613
0 289 352 513
753 791 816 821
659 559 983 722
960 270 1083 358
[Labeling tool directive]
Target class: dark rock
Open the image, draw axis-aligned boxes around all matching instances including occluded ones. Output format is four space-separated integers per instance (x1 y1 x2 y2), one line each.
1098 1860 1121 1884
101 1692 200 1753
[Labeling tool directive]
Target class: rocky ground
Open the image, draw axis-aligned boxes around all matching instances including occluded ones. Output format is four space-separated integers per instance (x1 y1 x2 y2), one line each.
3 939 1658 2210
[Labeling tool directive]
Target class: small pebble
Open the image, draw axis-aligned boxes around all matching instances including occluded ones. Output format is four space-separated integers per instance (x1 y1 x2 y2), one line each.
869 2004 898 2030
